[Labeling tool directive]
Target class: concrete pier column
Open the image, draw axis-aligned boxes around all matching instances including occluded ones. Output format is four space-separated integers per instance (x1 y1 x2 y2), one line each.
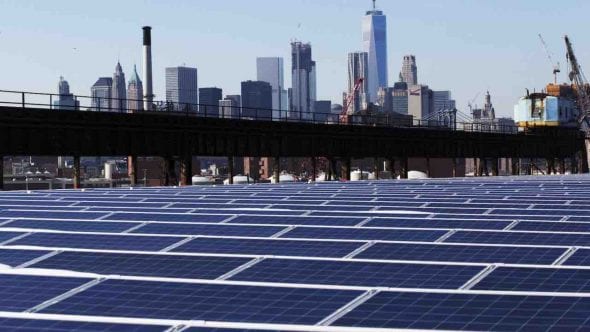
329 158 337 181
400 157 408 179
73 156 81 189
128 155 138 186
179 156 192 186
491 158 499 176
273 156 280 184
373 158 380 180
511 158 520 176
426 157 431 178
164 157 177 186
342 158 352 181
228 156 234 184
311 157 317 182
559 159 566 175
0 156 4 191
387 158 395 178
452 158 457 178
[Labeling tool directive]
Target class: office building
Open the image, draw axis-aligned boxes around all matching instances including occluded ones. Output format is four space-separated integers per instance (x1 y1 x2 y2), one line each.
199 87 222 117
53 76 79 110
432 91 456 112
91 77 113 111
408 85 433 119
347 51 370 114
392 82 409 115
126 65 143 113
241 80 272 120
362 1 388 102
401 55 418 86
314 100 332 122
111 62 126 112
290 42 316 121
257 57 288 120
165 66 198 112
219 98 239 119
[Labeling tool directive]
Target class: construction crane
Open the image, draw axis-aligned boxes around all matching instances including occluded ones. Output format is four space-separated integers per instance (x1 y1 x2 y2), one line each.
467 91 481 115
340 78 364 123
539 34 561 84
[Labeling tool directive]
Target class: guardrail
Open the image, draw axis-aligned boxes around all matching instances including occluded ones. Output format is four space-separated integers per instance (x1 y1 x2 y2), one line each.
0 89 521 134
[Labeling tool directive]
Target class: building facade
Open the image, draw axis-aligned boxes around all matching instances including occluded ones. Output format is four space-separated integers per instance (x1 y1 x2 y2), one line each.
362 2 388 102
241 80 272 120
199 87 222 117
257 57 288 120
290 42 316 121
91 77 113 111
219 98 239 119
408 84 433 120
432 91 456 112
401 55 418 86
165 66 198 112
392 82 409 115
111 62 126 112
313 100 332 122
53 76 79 110
347 51 370 114
126 65 144 113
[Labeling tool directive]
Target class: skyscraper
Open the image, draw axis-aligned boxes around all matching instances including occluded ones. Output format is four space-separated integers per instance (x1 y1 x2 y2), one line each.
392 82 409 115
199 87 223 117
91 77 113 111
401 55 418 86
257 57 287 120
241 80 272 120
53 76 79 110
127 65 143 113
347 51 369 114
362 0 388 102
111 62 126 112
290 42 316 121
165 66 198 112
432 91 456 112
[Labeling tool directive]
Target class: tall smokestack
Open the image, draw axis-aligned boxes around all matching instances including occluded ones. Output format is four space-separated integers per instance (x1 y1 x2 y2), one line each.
142 26 153 111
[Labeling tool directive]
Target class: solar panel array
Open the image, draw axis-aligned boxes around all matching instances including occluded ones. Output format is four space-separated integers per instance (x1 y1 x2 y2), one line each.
0 176 590 330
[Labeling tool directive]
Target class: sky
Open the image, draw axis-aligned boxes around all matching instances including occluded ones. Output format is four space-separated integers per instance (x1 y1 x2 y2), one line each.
1 0 590 118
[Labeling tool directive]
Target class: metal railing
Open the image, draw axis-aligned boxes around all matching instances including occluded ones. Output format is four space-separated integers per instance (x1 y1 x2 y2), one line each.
0 89 522 134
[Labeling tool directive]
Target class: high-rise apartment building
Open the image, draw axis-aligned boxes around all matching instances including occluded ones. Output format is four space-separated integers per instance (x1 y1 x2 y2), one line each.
91 77 113 111
111 62 126 112
401 55 418 86
126 65 143 113
199 87 223 117
165 66 198 112
257 57 288 120
241 80 272 120
290 42 316 121
53 76 79 110
347 51 370 114
362 1 388 102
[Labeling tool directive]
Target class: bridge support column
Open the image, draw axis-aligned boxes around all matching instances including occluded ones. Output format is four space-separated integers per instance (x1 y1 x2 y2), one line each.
273 157 280 184
425 158 431 178
511 158 520 176
227 156 234 184
73 156 81 189
452 158 457 178
311 157 317 182
400 157 408 179
374 158 380 180
491 158 499 176
164 157 177 186
559 159 565 175
546 158 554 175
570 156 577 174
387 159 395 178
128 156 138 186
0 156 4 191
342 158 351 181
179 156 192 186
329 158 338 181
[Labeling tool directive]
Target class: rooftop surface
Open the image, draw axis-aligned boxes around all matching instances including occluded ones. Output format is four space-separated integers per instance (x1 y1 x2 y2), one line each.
0 176 589 331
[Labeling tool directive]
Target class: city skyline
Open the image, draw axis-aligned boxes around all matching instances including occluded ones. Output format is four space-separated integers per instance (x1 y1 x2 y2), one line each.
2 0 590 118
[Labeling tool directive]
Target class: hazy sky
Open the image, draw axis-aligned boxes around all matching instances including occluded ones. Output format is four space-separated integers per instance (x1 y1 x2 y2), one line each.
1 0 590 117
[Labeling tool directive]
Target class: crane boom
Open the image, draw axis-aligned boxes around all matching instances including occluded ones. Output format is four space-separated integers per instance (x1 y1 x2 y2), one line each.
340 78 364 123
539 34 560 84
565 35 590 126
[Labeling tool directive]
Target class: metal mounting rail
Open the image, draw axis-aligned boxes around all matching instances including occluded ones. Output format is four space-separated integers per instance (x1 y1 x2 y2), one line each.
435 229 457 243
216 257 265 281
16 250 63 268
552 247 578 266
25 278 106 313
271 226 296 238
344 241 376 259
460 264 497 290
159 236 195 252
316 289 380 326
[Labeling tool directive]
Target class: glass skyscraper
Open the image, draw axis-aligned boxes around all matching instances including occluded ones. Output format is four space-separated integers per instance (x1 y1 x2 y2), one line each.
257 57 287 120
165 66 198 112
362 2 388 103
290 42 316 121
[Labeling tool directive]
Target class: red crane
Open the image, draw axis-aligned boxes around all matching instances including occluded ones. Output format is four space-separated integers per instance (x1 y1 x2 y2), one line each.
340 77 364 123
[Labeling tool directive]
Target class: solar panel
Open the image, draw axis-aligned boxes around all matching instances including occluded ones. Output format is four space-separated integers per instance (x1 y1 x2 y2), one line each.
472 266 590 292
41 279 362 325
31 251 251 279
0 248 51 266
105 212 229 223
281 227 447 242
0 318 168 332
334 291 590 330
171 237 363 258
365 218 511 230
1 219 139 233
228 215 365 226
9 233 182 251
445 230 590 246
0 211 108 220
229 258 482 289
130 223 284 237
0 231 26 244
512 221 590 233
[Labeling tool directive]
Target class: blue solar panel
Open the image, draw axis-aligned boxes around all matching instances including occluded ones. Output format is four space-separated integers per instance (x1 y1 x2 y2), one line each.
365 218 511 230
562 249 590 266
356 242 566 264
1 219 138 233
10 233 182 251
0 274 89 311
171 237 363 258
68 201 170 208
227 215 364 226
0 231 25 244
105 212 229 223
41 279 362 325
281 227 446 242
193 209 305 216
512 221 590 233
0 248 51 266
334 291 590 330
0 211 107 220
85 207 193 213
0 318 167 332
130 223 283 237
473 266 590 292
31 251 251 279
432 213 564 221
445 230 590 246
230 258 482 289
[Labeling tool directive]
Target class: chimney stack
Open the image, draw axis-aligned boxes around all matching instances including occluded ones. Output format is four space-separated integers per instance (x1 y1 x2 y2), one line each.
142 26 153 111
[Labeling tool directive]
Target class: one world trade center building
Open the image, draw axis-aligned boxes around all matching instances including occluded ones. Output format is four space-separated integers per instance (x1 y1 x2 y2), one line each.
362 1 387 103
